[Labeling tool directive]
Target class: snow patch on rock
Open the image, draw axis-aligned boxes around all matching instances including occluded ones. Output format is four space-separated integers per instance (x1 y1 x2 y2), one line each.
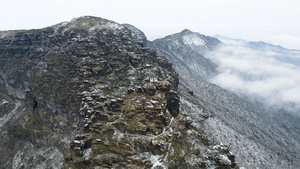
183 34 205 46
150 154 166 169
11 143 63 169
0 101 21 129
218 154 232 165
12 151 23 169
83 148 93 161
1 99 9 105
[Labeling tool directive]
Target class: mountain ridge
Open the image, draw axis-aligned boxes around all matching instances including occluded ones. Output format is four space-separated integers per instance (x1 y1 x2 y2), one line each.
144 28 300 168
0 16 237 168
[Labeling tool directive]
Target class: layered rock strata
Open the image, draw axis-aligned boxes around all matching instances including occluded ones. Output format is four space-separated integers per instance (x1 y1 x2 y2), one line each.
0 16 236 168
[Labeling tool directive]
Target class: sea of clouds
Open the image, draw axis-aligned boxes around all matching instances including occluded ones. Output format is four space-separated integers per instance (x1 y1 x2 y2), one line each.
206 40 300 111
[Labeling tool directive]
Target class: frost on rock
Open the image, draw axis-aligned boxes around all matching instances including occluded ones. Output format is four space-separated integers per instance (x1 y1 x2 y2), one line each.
12 151 23 169
57 16 126 34
1 99 9 105
218 155 232 165
83 148 92 161
11 143 64 169
0 15 239 169
0 101 21 129
183 34 205 47
150 154 166 169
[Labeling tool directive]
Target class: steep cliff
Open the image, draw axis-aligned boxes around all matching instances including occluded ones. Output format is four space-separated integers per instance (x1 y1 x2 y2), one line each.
0 16 237 168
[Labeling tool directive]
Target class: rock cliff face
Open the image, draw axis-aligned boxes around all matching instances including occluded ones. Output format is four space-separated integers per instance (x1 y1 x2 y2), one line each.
0 16 236 168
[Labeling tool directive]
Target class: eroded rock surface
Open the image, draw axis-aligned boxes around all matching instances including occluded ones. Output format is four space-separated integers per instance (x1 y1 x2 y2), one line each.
0 16 236 168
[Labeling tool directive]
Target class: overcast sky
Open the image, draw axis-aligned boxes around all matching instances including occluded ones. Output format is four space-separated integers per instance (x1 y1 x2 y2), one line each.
1 0 300 49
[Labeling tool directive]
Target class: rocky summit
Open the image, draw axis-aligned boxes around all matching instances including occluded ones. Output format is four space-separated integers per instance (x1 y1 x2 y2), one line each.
0 16 237 168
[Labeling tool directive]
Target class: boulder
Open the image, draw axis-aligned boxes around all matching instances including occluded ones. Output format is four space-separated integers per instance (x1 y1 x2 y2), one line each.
143 83 157 96
165 91 180 117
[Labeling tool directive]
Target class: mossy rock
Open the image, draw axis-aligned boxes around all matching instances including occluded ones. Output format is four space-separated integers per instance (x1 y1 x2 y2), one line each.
25 110 51 131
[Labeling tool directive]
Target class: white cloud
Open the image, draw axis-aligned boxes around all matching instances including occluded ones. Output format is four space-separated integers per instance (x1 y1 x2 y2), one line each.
207 45 300 110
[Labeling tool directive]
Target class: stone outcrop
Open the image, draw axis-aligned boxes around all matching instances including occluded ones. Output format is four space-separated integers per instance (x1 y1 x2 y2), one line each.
64 78 236 168
0 16 236 168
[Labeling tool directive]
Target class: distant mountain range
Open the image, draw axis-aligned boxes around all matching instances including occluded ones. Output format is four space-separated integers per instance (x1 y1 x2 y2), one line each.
215 34 300 67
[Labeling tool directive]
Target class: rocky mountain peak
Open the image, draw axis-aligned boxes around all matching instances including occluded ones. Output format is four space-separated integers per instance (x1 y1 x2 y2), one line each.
154 29 222 56
0 16 237 168
180 29 193 34
51 16 124 32
151 29 221 80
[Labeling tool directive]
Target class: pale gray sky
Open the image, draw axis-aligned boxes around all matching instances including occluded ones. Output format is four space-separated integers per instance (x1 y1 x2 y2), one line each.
1 0 300 49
